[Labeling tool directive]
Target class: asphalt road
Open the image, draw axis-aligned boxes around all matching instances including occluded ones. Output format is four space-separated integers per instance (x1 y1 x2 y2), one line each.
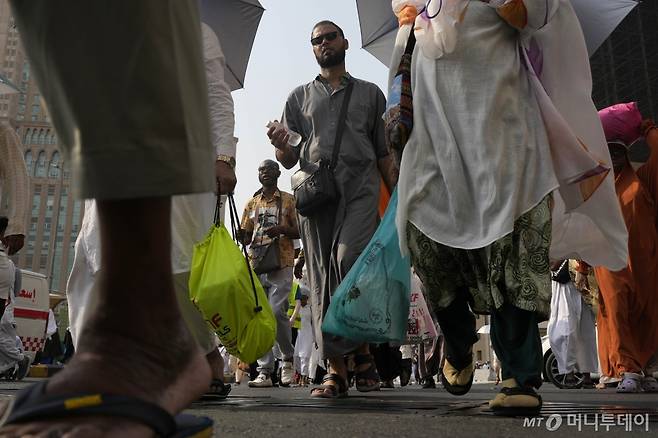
1 379 656 437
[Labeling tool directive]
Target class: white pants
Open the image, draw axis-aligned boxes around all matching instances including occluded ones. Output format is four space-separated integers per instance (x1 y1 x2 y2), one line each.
298 355 310 376
256 267 294 374
548 281 598 374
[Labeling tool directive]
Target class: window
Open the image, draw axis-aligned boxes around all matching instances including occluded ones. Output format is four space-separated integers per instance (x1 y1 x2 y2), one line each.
33 94 40 104
23 128 31 144
39 129 46 144
24 150 33 174
17 103 25 114
34 150 46 177
21 61 29 82
48 151 60 178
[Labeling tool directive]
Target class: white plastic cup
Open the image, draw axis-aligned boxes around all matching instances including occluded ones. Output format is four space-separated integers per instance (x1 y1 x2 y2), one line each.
267 121 301 147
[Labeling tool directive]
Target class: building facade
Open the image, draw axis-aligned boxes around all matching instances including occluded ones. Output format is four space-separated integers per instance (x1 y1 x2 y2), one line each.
1 1 83 292
590 1 658 162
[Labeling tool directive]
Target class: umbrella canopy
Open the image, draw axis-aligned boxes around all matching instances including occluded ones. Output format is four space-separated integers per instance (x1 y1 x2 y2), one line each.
356 0 638 65
0 72 20 95
477 324 490 335
199 0 265 91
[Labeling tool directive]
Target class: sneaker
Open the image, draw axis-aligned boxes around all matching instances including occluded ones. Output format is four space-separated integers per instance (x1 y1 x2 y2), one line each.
248 373 273 388
280 361 294 387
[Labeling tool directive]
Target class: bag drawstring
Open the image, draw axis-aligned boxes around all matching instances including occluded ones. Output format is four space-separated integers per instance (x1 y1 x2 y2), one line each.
224 192 263 313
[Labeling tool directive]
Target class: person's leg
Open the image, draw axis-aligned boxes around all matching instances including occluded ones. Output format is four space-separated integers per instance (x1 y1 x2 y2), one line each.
488 302 543 414
490 303 543 388
250 276 275 386
266 267 295 385
1 0 214 434
407 222 476 393
2 199 211 436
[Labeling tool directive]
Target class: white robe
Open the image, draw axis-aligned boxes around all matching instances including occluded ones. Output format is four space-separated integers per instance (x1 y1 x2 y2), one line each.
393 0 628 271
547 280 598 374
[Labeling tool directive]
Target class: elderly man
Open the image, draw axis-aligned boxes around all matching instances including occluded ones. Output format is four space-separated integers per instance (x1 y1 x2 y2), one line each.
240 159 299 388
268 21 398 398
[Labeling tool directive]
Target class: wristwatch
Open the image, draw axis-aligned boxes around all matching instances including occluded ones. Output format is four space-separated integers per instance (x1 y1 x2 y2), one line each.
216 154 236 169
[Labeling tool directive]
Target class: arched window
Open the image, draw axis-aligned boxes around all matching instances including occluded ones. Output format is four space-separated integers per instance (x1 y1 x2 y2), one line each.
23 128 31 144
24 150 33 174
39 129 45 144
34 150 46 177
48 151 60 178
29 129 36 144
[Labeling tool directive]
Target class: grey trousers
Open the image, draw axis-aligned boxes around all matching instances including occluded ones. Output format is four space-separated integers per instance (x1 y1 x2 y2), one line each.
299 196 379 360
256 267 295 374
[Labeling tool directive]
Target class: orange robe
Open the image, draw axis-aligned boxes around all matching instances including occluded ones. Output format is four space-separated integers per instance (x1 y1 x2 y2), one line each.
594 152 658 378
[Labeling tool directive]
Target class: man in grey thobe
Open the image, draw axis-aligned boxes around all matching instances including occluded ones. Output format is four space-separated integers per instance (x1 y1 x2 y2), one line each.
268 20 397 398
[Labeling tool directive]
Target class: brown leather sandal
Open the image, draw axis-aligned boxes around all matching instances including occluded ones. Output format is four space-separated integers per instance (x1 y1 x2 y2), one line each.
354 354 381 392
310 373 348 399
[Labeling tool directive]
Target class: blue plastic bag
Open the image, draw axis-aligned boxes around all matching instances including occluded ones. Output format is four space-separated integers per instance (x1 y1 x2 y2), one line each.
322 189 411 344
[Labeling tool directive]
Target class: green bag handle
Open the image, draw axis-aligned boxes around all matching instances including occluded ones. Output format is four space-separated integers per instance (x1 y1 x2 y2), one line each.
224 192 263 313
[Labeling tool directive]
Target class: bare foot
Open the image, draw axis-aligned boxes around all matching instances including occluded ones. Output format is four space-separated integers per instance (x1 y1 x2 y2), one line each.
0 294 210 437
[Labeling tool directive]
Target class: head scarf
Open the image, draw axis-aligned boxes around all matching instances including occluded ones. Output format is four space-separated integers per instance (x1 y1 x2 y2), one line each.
598 102 643 148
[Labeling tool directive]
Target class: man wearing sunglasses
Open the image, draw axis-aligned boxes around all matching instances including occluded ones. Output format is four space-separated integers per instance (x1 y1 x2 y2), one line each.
268 21 398 399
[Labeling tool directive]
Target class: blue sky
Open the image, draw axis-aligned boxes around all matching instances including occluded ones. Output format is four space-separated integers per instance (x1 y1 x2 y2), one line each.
230 0 390 211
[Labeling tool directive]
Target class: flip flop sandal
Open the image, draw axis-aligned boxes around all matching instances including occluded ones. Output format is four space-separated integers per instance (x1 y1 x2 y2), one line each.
616 373 642 393
441 359 474 396
640 376 658 393
354 354 381 392
199 379 231 400
310 373 348 399
1 380 213 437
489 386 543 417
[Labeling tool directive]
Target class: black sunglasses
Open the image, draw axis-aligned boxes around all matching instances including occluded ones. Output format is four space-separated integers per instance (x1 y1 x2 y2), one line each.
311 31 339 46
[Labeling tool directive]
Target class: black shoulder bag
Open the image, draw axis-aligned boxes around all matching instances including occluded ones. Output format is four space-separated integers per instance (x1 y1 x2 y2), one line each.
290 81 354 217
251 194 283 275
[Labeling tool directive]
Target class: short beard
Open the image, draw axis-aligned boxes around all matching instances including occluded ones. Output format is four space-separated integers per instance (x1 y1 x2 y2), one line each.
316 49 346 68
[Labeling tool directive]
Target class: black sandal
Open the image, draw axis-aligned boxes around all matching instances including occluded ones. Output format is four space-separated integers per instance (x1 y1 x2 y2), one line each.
199 379 231 400
354 354 381 393
310 373 348 399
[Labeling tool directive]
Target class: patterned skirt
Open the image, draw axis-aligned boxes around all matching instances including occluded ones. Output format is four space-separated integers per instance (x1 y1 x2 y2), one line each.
407 195 552 320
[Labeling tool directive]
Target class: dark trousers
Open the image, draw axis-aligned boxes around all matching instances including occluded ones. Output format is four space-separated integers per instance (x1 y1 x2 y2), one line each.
436 291 542 388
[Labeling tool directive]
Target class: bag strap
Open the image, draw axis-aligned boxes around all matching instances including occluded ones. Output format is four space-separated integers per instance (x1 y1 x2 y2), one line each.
213 192 223 227
227 194 263 313
329 81 355 170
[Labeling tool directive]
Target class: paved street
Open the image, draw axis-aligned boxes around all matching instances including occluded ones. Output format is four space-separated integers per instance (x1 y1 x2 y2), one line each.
1 379 657 437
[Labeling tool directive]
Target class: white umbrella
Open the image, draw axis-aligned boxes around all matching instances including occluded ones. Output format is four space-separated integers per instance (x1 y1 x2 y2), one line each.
356 0 638 65
199 0 265 91
477 324 490 334
0 72 20 95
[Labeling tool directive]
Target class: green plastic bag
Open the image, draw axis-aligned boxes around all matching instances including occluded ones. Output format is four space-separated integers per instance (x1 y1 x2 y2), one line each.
322 188 411 343
188 197 276 364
